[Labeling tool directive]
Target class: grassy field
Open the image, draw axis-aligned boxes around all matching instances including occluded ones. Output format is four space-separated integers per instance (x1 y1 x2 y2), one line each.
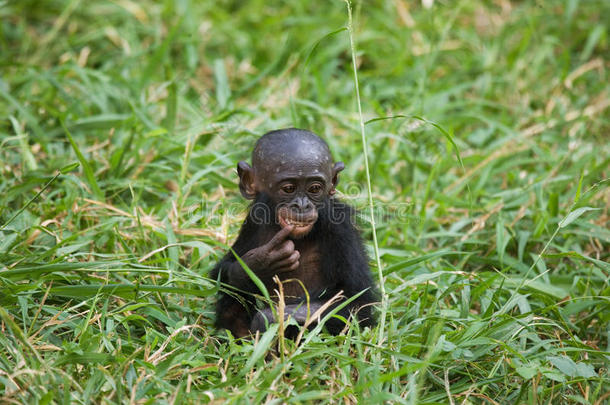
1 0 609 403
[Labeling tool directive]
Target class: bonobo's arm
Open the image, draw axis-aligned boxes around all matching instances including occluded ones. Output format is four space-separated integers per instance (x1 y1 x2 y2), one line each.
215 226 301 291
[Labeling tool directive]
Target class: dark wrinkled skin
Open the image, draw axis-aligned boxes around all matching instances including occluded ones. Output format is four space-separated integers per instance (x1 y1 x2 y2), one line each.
211 128 377 338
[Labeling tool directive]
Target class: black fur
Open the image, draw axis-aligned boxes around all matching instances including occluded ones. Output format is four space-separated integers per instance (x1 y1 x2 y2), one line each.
211 193 378 335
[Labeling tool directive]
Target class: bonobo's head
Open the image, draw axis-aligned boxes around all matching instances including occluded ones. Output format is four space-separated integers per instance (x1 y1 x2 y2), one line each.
237 128 345 239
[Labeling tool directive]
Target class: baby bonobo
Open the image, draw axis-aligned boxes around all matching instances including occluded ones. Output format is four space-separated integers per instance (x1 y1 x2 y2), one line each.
211 128 377 338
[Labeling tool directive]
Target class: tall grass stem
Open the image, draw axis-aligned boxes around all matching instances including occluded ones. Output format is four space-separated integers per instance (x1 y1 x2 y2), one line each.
344 0 387 346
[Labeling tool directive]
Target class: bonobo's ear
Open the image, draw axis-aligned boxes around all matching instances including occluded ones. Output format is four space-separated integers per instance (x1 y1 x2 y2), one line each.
329 161 345 196
237 161 257 199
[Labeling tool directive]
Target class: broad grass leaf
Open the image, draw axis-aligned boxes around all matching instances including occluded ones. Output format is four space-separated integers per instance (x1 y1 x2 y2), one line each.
548 355 575 377
544 251 610 271
0 262 117 279
517 231 530 262
547 192 559 217
55 352 113 367
404 271 446 287
0 233 18 253
69 114 130 131
61 121 103 199
232 248 269 301
574 363 598 379
516 365 539 380
496 217 510 266
382 251 467 276
243 324 279 373
503 278 568 299
50 284 213 298
59 162 80 174
548 355 597 378
559 207 600 228
214 59 231 109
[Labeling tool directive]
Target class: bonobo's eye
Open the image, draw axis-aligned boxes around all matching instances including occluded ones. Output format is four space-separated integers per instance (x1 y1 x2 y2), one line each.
281 184 296 194
308 183 323 195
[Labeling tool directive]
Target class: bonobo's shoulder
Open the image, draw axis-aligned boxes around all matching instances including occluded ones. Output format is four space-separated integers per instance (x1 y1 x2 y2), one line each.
322 198 358 227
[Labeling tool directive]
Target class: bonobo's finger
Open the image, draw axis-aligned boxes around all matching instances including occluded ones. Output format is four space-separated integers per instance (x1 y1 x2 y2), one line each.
278 240 295 255
271 260 300 272
270 240 295 261
267 225 294 247
271 251 300 271
286 260 300 271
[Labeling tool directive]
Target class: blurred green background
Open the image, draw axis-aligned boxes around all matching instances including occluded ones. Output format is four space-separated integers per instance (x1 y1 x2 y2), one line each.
1 0 609 403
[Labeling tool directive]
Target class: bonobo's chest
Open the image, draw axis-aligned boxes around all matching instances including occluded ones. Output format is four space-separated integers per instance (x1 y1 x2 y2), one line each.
274 239 323 303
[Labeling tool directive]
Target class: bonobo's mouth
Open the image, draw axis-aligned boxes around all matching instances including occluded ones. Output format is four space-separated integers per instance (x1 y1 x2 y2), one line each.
277 209 318 238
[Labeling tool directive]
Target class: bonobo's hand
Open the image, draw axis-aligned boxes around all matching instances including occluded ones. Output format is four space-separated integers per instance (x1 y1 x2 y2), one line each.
241 225 300 277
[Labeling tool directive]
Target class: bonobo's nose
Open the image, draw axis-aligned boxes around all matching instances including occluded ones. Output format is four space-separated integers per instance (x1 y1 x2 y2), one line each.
290 196 315 212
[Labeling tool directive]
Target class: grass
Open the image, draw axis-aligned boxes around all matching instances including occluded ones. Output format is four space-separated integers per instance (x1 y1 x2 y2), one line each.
1 0 609 403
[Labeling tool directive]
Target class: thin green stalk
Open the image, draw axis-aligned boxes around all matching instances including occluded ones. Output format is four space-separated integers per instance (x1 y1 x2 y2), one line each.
1 172 60 231
344 0 386 346
1 163 79 231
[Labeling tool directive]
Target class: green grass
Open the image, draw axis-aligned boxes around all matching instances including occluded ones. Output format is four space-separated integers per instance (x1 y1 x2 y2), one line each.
1 0 609 403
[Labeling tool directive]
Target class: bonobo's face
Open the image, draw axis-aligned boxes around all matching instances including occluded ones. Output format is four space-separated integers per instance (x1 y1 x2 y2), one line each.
237 130 344 239
263 152 332 238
